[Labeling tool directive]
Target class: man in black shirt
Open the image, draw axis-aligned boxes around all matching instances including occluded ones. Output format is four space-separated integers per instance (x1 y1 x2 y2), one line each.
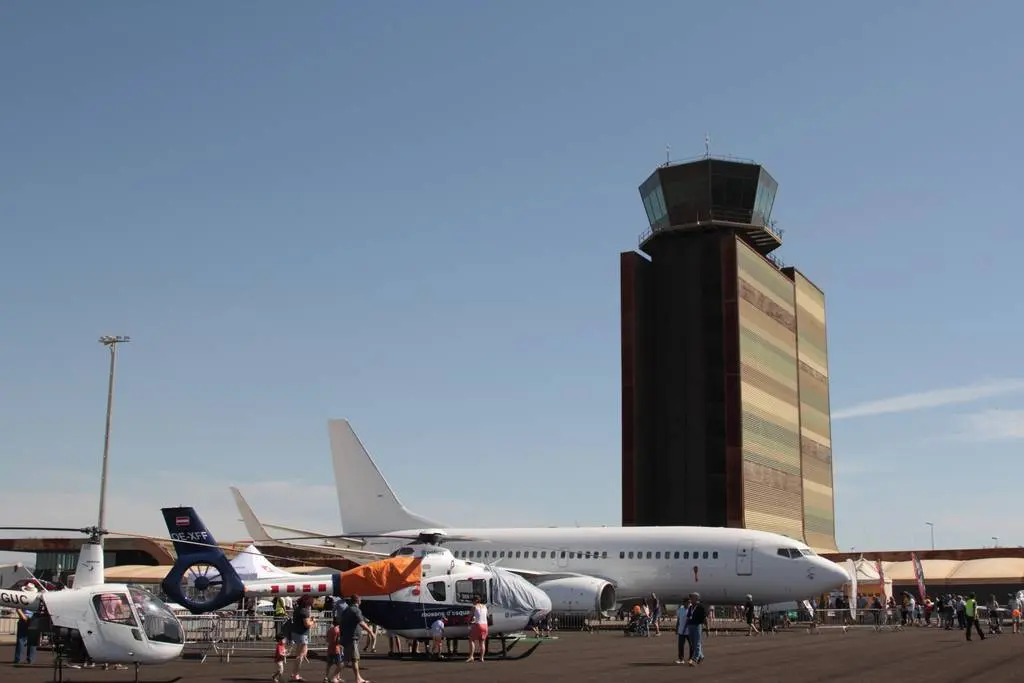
288 597 314 680
339 596 374 683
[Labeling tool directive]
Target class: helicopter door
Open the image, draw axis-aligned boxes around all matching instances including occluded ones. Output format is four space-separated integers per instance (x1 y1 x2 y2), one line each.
423 579 449 631
85 591 146 663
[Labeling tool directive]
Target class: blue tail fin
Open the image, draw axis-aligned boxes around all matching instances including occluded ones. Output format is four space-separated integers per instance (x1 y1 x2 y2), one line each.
159 506 245 615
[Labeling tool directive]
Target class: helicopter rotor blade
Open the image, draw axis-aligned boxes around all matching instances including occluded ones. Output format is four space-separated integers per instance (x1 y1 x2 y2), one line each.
0 526 95 534
105 530 347 567
269 530 489 543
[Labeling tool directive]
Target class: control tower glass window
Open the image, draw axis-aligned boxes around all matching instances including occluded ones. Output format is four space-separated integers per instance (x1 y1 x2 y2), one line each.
752 171 778 226
639 174 668 229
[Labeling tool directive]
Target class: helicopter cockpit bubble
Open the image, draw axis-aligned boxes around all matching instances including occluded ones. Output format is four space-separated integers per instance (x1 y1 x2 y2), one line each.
128 588 185 645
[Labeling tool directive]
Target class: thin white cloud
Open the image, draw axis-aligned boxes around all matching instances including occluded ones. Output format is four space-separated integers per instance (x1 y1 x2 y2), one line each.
832 378 1024 420
956 409 1024 441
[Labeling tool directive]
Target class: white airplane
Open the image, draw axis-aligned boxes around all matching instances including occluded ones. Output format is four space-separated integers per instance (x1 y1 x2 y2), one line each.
235 419 851 610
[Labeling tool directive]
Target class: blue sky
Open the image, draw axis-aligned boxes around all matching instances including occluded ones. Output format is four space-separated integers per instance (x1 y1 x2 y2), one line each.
2 1 1022 566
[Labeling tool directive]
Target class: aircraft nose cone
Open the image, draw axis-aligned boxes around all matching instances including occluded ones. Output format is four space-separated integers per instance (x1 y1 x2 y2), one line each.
823 560 850 587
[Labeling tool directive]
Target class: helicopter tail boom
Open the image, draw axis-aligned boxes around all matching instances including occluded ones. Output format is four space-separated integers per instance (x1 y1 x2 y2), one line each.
159 507 245 615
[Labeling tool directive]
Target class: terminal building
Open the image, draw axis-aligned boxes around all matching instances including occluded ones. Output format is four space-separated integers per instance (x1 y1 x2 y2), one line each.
620 156 837 550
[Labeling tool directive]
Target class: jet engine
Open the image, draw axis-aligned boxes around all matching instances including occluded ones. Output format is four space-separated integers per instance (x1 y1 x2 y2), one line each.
535 576 616 613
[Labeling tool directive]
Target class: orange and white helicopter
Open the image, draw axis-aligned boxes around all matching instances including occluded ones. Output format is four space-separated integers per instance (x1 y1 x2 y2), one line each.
0 524 185 681
159 506 552 648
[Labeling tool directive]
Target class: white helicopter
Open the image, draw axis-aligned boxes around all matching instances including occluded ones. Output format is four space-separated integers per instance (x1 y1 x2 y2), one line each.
159 507 552 654
0 524 185 681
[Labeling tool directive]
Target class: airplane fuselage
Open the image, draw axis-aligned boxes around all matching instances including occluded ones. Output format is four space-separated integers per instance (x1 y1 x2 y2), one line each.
359 526 848 606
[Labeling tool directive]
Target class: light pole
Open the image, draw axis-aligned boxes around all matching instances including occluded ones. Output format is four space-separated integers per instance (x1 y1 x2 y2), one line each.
925 522 934 551
97 335 130 543
992 536 999 548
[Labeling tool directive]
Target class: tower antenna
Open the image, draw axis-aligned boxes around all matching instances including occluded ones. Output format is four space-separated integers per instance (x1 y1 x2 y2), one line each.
704 133 710 159
665 144 671 166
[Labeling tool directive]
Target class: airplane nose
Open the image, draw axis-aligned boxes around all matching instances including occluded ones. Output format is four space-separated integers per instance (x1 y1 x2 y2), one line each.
824 560 850 587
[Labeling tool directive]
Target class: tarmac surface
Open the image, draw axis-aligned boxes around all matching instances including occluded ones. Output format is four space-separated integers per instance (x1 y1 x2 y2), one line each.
1 626 1019 682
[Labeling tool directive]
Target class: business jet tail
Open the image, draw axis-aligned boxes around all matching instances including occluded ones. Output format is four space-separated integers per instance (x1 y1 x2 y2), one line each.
230 487 275 542
328 419 444 534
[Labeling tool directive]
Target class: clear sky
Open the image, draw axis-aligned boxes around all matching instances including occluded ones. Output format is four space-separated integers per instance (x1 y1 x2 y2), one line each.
2 1 1022 567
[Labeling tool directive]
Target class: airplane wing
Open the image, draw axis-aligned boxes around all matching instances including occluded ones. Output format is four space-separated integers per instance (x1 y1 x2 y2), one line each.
257 522 334 538
229 486 388 563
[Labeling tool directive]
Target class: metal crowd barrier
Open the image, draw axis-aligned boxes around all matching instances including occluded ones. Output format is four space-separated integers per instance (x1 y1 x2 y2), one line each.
179 611 335 663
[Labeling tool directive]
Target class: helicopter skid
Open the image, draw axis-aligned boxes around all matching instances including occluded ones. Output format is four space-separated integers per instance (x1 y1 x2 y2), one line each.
378 634 546 661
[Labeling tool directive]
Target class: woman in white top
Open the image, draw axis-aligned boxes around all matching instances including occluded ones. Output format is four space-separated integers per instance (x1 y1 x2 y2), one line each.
466 596 489 662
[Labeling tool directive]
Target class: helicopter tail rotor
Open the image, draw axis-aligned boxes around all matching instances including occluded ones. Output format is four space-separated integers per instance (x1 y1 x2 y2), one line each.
159 507 244 614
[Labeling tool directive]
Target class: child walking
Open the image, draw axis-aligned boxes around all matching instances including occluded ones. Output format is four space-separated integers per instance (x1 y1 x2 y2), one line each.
325 622 343 683
272 634 287 683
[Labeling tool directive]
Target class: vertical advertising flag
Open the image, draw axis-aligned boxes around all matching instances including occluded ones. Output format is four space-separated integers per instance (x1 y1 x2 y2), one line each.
875 559 886 601
910 552 927 602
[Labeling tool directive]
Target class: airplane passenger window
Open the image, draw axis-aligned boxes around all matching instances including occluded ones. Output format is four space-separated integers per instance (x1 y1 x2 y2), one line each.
560 551 566 559
655 552 661 559
500 551 506 558
455 579 488 604
532 551 538 558
93 593 138 627
484 551 490 558
602 551 607 559
427 581 446 601
628 552 634 559
645 551 652 559
712 552 719 559
541 551 547 558
620 551 625 559
702 552 708 559
585 551 591 559
683 552 689 559
674 551 680 559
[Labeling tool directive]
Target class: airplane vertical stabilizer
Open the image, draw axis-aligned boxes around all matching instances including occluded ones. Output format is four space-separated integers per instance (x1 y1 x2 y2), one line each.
230 487 275 542
327 419 444 534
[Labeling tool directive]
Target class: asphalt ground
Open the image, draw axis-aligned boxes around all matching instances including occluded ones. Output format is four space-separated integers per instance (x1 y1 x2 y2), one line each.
1 626 1017 682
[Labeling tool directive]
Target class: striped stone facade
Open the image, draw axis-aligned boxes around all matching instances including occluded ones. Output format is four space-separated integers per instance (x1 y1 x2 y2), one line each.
791 270 838 550
736 240 804 542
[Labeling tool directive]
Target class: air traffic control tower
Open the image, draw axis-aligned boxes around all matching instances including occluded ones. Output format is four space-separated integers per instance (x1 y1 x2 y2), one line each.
620 156 837 550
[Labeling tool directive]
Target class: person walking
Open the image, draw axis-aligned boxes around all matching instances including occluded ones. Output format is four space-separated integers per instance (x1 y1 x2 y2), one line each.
964 593 986 641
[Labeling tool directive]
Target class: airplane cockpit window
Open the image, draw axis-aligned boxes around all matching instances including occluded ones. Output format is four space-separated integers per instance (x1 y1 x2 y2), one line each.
455 578 487 604
93 592 138 627
426 581 446 601
129 588 184 645
799 549 815 556
777 548 801 559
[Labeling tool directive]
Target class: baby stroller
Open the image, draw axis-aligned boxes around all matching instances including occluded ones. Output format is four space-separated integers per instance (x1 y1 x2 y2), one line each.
624 611 651 637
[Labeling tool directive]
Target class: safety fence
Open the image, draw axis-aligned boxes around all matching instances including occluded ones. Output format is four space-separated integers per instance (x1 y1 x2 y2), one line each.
4 606 1012 655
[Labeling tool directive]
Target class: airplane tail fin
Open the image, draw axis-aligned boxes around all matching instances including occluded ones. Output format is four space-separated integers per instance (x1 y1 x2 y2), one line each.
327 419 444 534
159 507 246 615
230 487 275 542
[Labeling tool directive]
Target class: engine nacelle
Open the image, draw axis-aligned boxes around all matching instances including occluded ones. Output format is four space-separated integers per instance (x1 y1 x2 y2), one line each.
535 576 616 613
